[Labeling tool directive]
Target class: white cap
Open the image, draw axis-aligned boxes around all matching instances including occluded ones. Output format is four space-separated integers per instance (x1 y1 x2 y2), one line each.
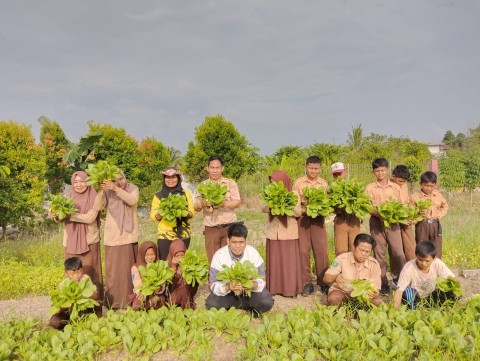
330 162 346 174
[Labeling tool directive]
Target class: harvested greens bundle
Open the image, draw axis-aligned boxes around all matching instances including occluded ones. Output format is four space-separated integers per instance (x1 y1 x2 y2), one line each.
48 194 77 220
137 261 174 296
178 249 209 286
197 181 228 211
216 261 262 297
157 193 189 224
435 276 464 297
85 160 120 189
303 187 332 218
350 279 377 306
49 278 99 320
409 198 433 222
261 181 298 216
377 199 409 227
328 179 373 219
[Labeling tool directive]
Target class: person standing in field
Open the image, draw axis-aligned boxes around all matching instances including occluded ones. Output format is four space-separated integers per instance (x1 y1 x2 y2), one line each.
410 171 448 258
265 170 303 297
366 158 406 295
390 165 416 279
330 162 361 256
50 171 104 301
95 171 140 309
194 155 241 264
150 167 195 260
293 156 330 296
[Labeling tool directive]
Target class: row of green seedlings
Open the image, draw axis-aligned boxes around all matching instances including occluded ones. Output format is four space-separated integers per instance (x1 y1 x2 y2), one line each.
261 179 432 225
2 293 479 361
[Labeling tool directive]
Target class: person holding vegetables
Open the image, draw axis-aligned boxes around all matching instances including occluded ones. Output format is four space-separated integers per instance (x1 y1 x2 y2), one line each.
323 233 382 307
365 158 406 295
410 171 448 258
49 171 104 302
205 223 274 315
194 155 242 263
151 167 195 260
95 171 140 309
293 156 330 296
263 170 303 297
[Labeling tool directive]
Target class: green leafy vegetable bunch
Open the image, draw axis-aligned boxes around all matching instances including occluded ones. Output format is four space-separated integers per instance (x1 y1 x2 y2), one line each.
407 198 433 222
303 187 332 218
178 249 209 287
197 181 228 210
261 181 298 216
435 276 464 297
328 179 373 219
48 194 77 220
85 160 120 189
377 199 409 227
157 193 189 224
49 278 99 320
350 279 377 306
137 261 174 296
216 261 262 297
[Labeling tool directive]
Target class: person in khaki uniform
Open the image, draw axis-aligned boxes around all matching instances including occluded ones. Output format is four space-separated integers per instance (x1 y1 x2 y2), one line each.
293 156 329 296
389 165 416 279
410 171 448 258
323 233 382 306
366 158 406 295
330 162 361 256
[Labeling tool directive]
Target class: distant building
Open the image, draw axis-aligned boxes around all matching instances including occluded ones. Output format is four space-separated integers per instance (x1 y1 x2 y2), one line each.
427 143 449 157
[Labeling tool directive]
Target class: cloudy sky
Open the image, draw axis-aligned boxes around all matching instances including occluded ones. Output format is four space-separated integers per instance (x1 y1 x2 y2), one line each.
1 0 479 154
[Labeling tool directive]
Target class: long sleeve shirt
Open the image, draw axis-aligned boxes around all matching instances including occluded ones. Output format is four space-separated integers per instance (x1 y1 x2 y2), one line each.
209 245 266 296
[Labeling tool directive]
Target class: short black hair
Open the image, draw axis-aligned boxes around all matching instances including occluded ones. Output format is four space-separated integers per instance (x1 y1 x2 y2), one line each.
306 156 322 165
420 171 437 184
415 241 437 258
392 164 410 180
353 233 376 248
372 157 389 170
208 155 224 166
228 223 248 239
64 257 82 271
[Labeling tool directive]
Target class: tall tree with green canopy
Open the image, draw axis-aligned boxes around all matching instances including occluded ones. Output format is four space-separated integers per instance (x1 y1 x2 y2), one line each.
0 121 47 238
183 115 259 182
136 137 171 188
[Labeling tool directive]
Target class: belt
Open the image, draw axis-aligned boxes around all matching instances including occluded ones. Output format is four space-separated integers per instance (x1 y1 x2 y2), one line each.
426 219 439 224
215 221 244 229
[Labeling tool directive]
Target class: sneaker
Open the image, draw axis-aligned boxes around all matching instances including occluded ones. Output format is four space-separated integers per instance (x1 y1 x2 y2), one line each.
320 285 330 295
301 283 314 297
380 285 391 296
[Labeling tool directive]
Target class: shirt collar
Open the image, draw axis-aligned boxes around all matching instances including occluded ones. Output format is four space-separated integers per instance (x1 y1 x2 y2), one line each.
228 247 244 262
348 252 372 269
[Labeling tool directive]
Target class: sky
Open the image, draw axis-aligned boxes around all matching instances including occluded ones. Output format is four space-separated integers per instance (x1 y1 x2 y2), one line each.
1 0 479 155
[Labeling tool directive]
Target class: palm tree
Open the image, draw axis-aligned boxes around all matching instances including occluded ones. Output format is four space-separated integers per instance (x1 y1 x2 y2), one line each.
347 124 364 152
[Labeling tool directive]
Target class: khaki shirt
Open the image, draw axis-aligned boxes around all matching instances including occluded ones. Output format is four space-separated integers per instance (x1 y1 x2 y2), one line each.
325 252 381 294
263 190 302 240
410 190 448 220
293 175 328 216
62 208 100 248
398 183 409 205
196 177 241 227
365 180 401 207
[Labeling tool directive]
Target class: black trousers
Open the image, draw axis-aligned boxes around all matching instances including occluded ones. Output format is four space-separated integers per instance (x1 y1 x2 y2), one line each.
205 288 274 315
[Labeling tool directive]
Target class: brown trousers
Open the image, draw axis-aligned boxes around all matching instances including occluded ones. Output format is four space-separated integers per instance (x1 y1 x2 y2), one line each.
327 289 383 307
333 213 361 256
390 224 416 276
369 216 406 287
415 220 443 258
204 226 228 263
297 215 329 287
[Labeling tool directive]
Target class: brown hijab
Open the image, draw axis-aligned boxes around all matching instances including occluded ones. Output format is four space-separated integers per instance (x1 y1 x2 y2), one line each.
65 171 99 255
136 241 159 267
269 170 293 227
105 171 137 235
167 239 187 268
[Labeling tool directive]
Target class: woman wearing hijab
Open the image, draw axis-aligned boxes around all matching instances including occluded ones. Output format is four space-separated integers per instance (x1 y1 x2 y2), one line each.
262 170 303 297
166 239 198 309
56 171 103 303
95 171 140 309
150 167 195 260
129 241 166 311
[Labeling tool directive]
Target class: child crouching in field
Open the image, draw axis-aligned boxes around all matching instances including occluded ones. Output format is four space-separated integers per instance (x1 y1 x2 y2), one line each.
393 241 457 309
410 171 448 258
167 239 198 309
49 257 101 330
129 241 166 311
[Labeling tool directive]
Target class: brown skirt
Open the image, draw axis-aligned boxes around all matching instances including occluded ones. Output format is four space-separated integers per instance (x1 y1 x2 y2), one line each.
65 242 104 299
266 238 303 297
168 274 198 309
104 243 138 309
